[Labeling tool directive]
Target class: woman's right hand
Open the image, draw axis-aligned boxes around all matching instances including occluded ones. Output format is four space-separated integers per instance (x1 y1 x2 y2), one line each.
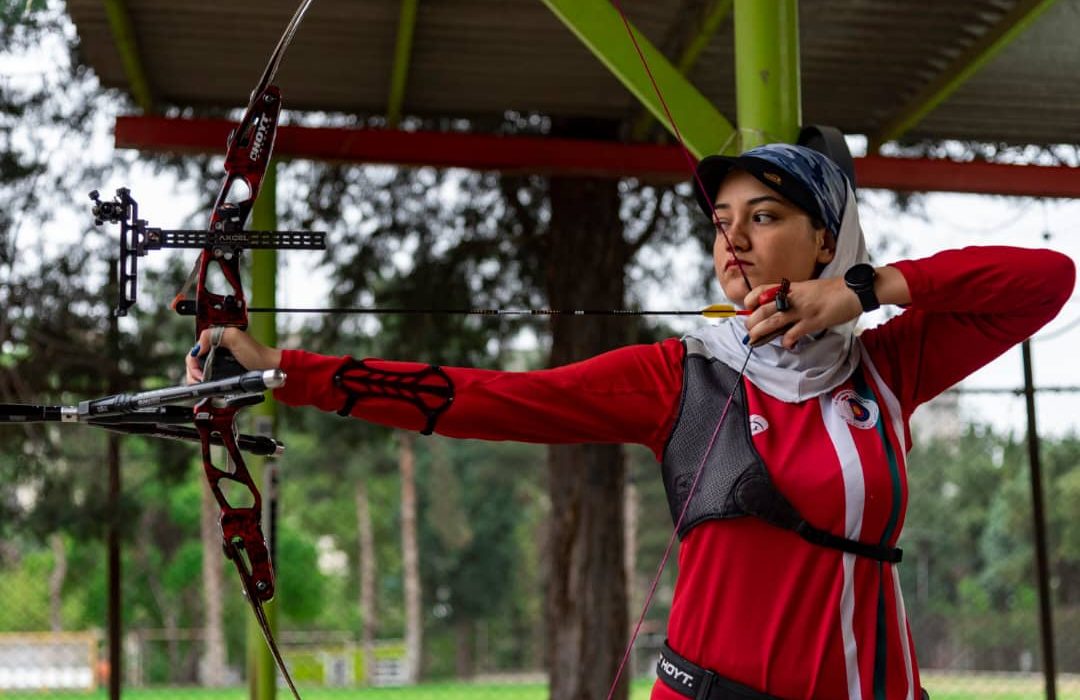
743 277 861 349
185 327 283 384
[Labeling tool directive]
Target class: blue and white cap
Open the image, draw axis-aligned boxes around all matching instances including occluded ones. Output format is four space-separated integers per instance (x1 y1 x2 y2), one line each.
694 143 851 236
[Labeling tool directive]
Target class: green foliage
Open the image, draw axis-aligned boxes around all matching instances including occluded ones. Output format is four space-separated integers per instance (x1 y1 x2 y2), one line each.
0 0 47 23
902 423 1080 670
163 541 204 595
276 523 327 623
418 437 547 676
3 418 1079 678
956 576 991 613
1044 436 1080 585
0 548 54 630
420 437 535 618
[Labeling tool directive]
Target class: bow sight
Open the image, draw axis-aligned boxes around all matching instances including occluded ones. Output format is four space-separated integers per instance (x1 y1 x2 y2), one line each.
89 187 326 318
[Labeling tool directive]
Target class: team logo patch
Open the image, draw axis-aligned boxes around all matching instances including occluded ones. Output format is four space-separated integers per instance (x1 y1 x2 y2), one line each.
749 414 769 436
833 389 879 430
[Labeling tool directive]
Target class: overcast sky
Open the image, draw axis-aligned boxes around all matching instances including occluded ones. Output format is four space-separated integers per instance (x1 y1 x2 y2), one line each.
858 189 1079 438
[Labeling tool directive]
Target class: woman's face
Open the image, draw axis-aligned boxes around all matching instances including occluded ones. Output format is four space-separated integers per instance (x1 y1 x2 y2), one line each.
711 169 835 302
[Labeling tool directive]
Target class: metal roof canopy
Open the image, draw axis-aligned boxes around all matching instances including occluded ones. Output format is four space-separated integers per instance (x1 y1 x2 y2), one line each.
78 0 1080 197
68 0 1080 176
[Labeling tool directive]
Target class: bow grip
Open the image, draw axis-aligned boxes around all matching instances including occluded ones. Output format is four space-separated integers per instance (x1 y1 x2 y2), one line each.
201 347 250 381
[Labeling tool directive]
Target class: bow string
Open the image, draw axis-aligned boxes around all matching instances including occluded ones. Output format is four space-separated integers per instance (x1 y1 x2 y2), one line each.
602 3 757 698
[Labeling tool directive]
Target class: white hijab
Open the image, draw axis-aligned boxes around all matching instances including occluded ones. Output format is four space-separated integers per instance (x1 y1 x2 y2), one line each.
685 183 868 403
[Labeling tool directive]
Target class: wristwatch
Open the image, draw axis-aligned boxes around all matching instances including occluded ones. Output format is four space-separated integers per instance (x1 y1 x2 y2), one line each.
844 263 880 312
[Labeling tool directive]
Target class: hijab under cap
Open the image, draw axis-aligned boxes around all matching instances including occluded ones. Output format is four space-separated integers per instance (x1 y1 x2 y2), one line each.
685 143 870 403
694 143 852 237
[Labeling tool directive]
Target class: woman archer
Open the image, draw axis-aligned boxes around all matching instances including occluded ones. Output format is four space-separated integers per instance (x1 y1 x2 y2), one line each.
187 143 1074 700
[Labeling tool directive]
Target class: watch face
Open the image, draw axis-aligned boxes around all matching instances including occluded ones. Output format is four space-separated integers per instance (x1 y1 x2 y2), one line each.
846 264 874 288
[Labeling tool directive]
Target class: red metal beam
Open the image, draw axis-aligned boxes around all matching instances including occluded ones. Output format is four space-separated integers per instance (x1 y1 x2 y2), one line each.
114 115 690 182
115 115 1080 198
855 155 1080 199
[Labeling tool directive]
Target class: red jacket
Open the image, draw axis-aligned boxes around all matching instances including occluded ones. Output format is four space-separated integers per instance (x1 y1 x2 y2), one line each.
275 246 1073 700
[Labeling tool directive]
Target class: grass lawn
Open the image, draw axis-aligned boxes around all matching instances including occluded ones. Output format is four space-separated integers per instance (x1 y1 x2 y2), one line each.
919 670 1080 699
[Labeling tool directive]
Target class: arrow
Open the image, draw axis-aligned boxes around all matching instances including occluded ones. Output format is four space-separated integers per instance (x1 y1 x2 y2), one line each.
245 303 750 318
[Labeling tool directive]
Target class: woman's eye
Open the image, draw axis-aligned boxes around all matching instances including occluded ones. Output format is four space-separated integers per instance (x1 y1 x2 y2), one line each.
753 212 776 224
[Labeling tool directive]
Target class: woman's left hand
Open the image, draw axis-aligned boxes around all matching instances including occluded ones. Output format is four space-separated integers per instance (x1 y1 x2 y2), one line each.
185 327 282 384
743 277 863 349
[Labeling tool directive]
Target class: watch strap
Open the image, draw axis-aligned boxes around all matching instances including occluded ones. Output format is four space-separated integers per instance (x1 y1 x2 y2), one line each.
845 264 880 312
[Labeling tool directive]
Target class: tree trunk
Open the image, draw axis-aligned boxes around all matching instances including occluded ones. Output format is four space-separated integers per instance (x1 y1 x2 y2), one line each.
48 533 67 632
356 479 378 685
199 478 228 686
544 117 634 700
399 430 423 683
134 518 183 683
455 619 474 679
624 480 639 626
163 607 181 683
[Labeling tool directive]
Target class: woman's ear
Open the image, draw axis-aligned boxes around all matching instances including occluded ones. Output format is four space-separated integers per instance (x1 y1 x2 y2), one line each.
815 228 836 265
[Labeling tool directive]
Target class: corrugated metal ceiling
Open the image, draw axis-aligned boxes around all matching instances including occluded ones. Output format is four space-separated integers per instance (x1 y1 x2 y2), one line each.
65 0 1080 147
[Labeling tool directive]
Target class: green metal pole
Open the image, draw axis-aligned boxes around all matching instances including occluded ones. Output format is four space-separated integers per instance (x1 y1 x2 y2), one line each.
248 159 279 700
733 0 801 149
386 0 420 127
250 167 280 356
629 0 734 141
102 0 155 112
540 0 736 157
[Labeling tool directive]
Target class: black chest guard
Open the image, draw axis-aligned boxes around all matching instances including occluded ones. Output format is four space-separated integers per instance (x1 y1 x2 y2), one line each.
660 338 901 563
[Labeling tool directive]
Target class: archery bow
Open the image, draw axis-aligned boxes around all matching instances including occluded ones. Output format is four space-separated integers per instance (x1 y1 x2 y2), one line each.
93 1 322 696
175 2 320 697
1 2 322 686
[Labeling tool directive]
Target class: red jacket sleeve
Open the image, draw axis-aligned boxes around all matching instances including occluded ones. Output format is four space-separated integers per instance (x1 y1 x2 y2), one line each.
861 246 1074 421
273 337 687 459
